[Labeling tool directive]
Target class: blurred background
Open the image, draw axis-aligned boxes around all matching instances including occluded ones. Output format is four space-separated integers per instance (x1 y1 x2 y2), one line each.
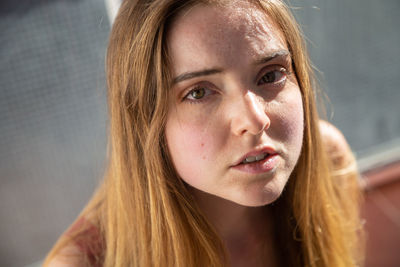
0 0 399 266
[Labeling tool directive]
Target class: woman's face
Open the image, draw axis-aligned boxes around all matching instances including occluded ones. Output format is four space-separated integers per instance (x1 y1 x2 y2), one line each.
165 2 304 207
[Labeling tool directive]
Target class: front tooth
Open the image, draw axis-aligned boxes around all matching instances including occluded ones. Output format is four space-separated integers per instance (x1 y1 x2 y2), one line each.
255 153 266 161
245 156 257 163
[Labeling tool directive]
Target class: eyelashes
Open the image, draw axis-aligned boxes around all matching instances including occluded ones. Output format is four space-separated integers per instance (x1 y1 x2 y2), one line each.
183 86 215 103
180 78 218 104
180 79 218 104
257 67 290 86
181 66 290 103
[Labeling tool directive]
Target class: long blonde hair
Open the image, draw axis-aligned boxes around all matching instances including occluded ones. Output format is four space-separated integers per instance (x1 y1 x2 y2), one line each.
44 1 363 266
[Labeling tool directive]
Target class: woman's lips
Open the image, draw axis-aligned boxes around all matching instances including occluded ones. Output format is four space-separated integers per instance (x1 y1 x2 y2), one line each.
231 153 280 174
233 146 277 166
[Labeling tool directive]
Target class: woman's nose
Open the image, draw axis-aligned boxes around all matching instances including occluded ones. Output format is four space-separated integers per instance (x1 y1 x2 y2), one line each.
231 92 270 136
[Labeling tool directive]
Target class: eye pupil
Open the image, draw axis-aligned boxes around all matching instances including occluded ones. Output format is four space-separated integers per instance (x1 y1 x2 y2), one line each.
263 72 276 83
191 88 205 99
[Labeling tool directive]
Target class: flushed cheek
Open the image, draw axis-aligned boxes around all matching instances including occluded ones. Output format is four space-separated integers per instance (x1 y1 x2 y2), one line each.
165 120 217 183
168 107 229 158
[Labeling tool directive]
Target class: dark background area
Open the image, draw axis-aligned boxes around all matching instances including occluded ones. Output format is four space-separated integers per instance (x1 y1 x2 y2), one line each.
0 0 399 266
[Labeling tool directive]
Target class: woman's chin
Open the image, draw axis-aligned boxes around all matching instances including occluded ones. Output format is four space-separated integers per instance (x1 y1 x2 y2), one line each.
229 183 285 207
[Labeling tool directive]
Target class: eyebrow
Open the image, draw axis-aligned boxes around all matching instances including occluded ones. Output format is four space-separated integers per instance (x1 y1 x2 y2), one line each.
173 68 223 84
253 50 290 65
172 49 290 84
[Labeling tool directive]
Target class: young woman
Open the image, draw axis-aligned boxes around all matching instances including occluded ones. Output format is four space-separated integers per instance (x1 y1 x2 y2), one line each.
44 0 364 266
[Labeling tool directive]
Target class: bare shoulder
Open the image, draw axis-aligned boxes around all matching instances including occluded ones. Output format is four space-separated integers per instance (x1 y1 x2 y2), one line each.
44 215 103 267
318 120 356 170
318 120 361 200
45 244 88 267
319 120 350 153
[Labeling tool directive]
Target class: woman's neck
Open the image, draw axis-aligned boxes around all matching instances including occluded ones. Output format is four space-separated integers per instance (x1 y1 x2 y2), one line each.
191 189 278 267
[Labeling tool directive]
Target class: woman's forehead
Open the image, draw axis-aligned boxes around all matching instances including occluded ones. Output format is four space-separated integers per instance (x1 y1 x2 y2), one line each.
169 1 284 40
167 2 287 75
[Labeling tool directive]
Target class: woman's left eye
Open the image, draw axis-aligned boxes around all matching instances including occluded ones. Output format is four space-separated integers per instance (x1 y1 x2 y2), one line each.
258 68 287 86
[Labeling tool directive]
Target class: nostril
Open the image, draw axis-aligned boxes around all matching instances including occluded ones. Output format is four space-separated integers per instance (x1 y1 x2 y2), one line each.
233 108 270 136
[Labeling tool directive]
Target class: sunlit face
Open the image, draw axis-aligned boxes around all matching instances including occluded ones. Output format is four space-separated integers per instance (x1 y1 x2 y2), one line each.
165 2 304 207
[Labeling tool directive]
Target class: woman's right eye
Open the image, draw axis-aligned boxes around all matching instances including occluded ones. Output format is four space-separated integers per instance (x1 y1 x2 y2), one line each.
189 88 205 99
183 86 214 102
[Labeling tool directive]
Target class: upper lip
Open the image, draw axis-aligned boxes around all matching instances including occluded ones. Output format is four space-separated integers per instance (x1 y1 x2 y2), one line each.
232 145 278 166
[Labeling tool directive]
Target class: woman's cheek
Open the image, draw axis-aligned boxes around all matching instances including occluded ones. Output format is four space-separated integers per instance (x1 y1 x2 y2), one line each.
283 105 304 141
166 120 211 182
270 88 304 158
282 90 304 161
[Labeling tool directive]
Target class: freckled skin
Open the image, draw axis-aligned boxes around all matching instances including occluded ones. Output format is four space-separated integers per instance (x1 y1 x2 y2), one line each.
165 2 304 207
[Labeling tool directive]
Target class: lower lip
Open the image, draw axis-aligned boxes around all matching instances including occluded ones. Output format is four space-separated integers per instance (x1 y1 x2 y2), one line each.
232 154 280 174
